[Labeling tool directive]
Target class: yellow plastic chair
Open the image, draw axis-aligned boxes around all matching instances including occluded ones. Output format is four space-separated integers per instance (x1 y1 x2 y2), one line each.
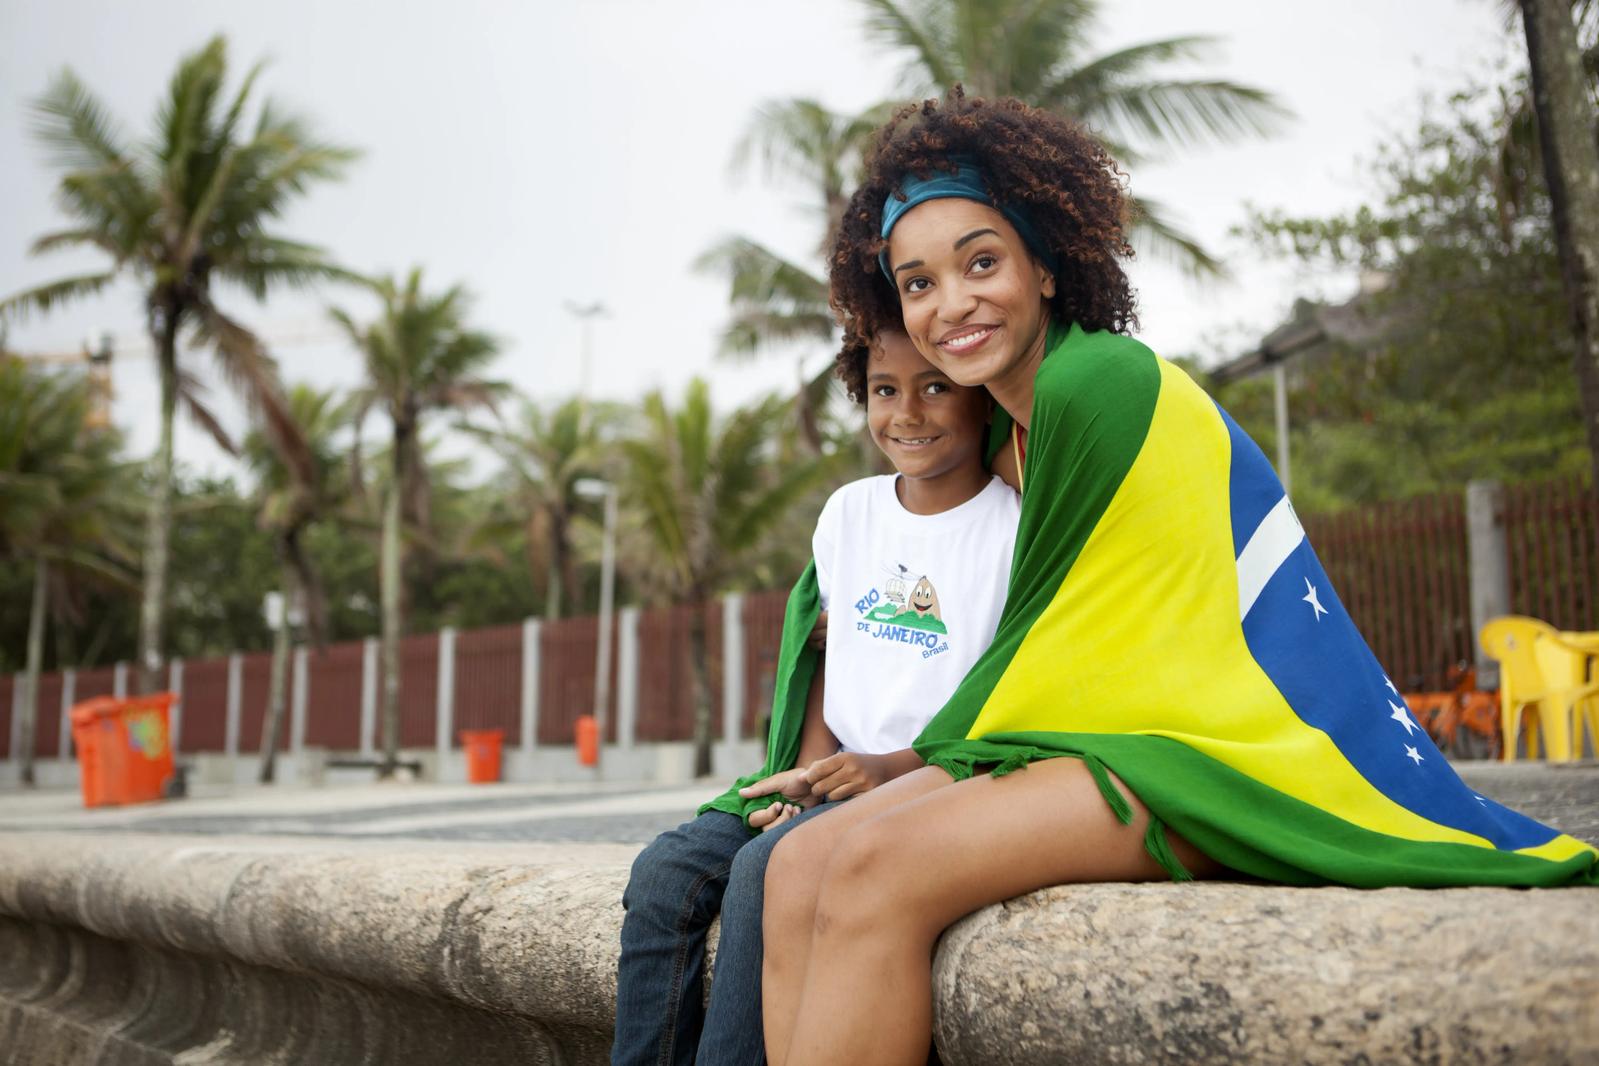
1557 630 1599 758
1480 617 1599 761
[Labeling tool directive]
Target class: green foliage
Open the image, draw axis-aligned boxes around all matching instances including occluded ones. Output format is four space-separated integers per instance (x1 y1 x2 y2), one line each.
620 378 840 602
1221 73 1588 510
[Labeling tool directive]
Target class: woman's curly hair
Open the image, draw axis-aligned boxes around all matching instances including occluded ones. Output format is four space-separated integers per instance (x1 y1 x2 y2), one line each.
832 89 1138 403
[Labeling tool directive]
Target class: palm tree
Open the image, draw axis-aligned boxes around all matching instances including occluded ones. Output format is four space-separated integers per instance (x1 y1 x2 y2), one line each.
471 397 623 620
0 359 138 786
858 0 1288 275
1516 0 1599 482
0 36 358 694
243 384 352 783
621 379 835 776
697 100 887 451
336 269 504 777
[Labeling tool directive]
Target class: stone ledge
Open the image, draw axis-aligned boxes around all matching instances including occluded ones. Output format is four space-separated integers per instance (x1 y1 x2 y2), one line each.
0 831 1596 1064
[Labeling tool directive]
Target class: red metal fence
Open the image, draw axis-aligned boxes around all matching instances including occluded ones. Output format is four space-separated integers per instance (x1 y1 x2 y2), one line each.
5 482 1593 762
1303 493 1474 691
1505 478 1599 631
1304 478 1597 690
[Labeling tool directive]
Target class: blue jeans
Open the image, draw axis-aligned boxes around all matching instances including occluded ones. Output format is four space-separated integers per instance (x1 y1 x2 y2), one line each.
613 802 838 1066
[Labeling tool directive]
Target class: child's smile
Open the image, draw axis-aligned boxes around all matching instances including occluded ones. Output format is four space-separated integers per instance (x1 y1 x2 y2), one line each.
865 331 995 516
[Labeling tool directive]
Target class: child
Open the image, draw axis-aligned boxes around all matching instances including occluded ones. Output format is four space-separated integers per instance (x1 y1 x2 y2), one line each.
612 329 1020 1066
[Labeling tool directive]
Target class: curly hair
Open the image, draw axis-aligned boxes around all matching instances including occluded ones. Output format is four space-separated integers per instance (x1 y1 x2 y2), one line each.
830 89 1138 393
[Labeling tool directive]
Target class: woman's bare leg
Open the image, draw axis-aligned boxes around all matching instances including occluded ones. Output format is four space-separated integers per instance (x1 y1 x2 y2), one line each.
761 765 956 1061
775 758 1219 1066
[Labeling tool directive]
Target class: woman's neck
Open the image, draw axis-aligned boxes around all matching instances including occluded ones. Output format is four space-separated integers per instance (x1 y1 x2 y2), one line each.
896 461 990 516
984 315 1051 429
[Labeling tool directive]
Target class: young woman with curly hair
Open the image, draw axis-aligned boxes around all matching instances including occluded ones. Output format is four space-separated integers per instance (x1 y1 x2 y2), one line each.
760 91 1598 1065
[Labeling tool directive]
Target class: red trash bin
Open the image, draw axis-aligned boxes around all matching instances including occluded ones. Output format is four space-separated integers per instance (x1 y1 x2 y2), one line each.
575 714 599 767
461 729 505 784
69 693 176 808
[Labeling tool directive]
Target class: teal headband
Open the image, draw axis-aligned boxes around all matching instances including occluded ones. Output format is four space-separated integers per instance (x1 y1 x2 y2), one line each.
878 159 1059 283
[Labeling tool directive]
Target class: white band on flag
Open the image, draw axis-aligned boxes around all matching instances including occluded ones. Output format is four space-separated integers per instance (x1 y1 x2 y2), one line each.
1236 495 1305 620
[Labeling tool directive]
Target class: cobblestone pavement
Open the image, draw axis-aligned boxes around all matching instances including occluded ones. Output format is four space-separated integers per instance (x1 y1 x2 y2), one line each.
0 761 1594 847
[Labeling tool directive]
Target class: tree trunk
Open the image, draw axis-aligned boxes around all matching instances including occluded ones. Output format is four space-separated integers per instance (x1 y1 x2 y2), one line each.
17 555 47 788
258 552 296 784
377 425 407 777
544 507 566 621
136 309 179 694
1521 0 1599 484
688 596 714 778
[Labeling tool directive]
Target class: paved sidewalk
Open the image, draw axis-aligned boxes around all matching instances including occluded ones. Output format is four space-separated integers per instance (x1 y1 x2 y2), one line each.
0 761 1594 846
0 777 713 845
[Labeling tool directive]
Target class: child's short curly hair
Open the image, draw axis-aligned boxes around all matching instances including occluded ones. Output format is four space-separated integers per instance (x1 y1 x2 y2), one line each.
829 89 1139 385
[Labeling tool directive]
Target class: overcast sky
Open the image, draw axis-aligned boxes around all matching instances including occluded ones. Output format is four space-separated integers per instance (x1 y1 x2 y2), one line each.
0 0 1519 480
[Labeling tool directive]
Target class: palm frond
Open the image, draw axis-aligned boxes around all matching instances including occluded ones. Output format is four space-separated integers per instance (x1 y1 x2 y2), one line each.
0 271 119 326
1127 194 1229 279
29 69 133 172
189 299 314 485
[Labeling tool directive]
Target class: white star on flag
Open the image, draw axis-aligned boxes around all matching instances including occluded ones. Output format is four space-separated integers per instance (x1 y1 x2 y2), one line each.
1388 700 1417 736
1404 745 1424 765
1383 675 1398 695
1473 794 1488 804
1301 578 1328 621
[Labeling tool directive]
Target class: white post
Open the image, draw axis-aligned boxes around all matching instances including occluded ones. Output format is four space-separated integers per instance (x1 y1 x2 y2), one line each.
592 487 619 745
59 669 76 758
435 628 456 763
167 658 184 754
224 653 242 759
722 594 746 745
520 618 541 754
360 638 378 759
8 675 21 767
112 661 128 699
1467 480 1510 689
617 607 640 750
290 647 309 757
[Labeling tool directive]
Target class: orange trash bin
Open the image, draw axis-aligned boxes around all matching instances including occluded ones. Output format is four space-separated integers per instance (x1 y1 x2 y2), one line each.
575 714 599 767
69 693 176 808
461 729 505 784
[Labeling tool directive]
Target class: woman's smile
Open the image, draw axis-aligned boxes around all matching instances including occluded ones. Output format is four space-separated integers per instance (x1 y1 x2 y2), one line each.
937 324 999 355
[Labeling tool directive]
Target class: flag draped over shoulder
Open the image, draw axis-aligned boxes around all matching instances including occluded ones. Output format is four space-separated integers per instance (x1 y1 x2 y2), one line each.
912 320 1598 888
700 565 822 829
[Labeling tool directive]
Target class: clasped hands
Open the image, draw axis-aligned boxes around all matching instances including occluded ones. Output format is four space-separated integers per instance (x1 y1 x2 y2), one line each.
738 750 892 832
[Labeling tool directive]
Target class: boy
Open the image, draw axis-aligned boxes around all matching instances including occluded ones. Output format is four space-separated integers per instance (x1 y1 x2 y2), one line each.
612 330 1019 1066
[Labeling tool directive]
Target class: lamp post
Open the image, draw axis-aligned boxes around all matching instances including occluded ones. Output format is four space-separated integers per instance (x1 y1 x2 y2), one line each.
564 300 610 400
575 477 618 765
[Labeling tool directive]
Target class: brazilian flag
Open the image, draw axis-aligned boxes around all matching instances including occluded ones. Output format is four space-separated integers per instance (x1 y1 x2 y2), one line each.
707 320 1597 887
912 320 1596 887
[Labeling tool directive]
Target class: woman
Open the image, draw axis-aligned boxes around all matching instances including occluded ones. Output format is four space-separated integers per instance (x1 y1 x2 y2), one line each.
759 91 1599 1066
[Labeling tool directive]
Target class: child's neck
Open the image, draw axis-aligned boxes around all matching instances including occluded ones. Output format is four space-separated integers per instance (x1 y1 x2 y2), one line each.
895 461 991 516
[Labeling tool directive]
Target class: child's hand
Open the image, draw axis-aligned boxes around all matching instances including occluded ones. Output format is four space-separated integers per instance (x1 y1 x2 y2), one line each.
806 611 829 651
738 767 814 804
802 752 892 801
749 800 805 833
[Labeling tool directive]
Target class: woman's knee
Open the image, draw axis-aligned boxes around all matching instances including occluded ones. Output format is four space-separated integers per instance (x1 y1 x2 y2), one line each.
809 819 920 938
763 819 834 919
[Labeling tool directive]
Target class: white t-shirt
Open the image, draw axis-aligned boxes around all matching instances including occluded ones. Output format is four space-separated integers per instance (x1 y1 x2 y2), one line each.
813 474 1020 754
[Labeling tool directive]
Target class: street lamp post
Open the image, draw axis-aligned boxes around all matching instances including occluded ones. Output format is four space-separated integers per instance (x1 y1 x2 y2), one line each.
564 300 610 400
575 478 618 768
